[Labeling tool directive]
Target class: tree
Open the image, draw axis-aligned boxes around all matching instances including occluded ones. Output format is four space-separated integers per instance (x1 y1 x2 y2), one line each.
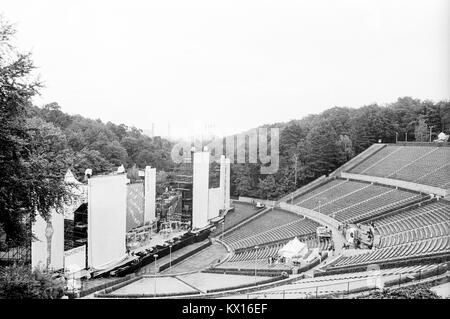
71 148 113 178
350 105 397 153
0 18 72 244
305 119 343 177
257 175 280 199
414 116 429 142
337 134 354 162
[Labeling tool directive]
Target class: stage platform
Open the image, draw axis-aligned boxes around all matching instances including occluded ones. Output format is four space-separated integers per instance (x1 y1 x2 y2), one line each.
131 230 189 254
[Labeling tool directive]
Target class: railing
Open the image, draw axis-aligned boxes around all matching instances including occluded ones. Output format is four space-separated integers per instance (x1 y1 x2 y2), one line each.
241 263 448 299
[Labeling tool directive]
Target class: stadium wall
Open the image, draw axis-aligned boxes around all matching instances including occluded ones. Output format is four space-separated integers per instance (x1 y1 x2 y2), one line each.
278 202 339 229
238 197 276 207
340 172 449 196
334 143 387 174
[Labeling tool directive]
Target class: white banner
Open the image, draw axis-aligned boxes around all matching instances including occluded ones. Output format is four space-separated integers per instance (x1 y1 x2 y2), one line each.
64 245 86 274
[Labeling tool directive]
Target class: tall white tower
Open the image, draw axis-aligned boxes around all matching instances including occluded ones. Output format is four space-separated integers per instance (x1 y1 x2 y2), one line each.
192 151 210 229
225 157 231 210
144 166 156 223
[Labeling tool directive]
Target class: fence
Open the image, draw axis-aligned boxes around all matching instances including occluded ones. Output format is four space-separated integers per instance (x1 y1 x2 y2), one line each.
241 263 449 299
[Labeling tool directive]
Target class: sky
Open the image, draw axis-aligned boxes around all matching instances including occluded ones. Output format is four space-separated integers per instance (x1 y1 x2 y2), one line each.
1 0 449 139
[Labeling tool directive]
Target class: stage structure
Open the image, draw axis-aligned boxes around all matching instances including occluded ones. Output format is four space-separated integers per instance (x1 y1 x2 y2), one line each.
126 182 145 232
191 152 232 229
223 156 231 210
144 166 156 223
192 151 210 229
87 174 128 270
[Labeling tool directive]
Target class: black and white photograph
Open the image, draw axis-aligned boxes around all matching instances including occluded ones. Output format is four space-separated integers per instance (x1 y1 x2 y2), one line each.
0 0 449 306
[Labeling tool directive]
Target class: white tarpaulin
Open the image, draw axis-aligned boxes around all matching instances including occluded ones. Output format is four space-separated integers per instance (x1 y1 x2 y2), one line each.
278 237 307 259
192 152 210 229
88 174 128 269
64 245 86 274
208 187 221 220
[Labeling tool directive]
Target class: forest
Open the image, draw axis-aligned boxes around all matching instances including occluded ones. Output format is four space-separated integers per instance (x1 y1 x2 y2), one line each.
229 97 450 200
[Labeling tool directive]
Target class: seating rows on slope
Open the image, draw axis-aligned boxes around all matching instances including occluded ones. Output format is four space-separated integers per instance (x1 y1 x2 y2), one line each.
228 238 332 263
293 179 423 223
222 209 319 250
245 263 445 299
331 201 450 268
210 202 265 237
216 258 293 271
348 145 450 189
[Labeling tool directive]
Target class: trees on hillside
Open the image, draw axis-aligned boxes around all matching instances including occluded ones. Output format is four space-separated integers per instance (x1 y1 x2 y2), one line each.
231 99 450 200
30 102 174 179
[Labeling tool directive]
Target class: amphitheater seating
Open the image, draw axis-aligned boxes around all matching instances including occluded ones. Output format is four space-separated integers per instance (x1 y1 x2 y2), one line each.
331 201 450 269
304 264 442 286
218 235 332 273
223 209 319 250
229 244 285 263
216 258 292 271
293 178 424 223
348 145 450 189
249 263 447 298
210 202 265 237
229 237 331 263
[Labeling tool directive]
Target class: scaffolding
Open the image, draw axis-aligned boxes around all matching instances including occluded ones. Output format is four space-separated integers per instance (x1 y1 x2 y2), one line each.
170 156 194 224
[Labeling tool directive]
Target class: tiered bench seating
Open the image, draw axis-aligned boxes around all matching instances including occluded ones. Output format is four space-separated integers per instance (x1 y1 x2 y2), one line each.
331 201 450 268
210 202 265 237
294 179 423 223
348 145 450 188
223 209 319 250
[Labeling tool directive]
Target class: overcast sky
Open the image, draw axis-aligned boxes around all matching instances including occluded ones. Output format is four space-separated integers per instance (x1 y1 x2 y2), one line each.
2 0 449 139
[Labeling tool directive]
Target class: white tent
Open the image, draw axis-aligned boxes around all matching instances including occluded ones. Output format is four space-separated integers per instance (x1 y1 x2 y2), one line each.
278 237 308 259
436 132 449 142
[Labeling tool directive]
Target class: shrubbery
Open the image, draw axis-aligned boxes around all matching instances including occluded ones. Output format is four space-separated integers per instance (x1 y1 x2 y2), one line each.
362 284 441 299
0 265 65 299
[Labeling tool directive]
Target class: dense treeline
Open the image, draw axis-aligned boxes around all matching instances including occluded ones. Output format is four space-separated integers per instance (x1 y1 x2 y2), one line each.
230 98 450 200
28 103 174 179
